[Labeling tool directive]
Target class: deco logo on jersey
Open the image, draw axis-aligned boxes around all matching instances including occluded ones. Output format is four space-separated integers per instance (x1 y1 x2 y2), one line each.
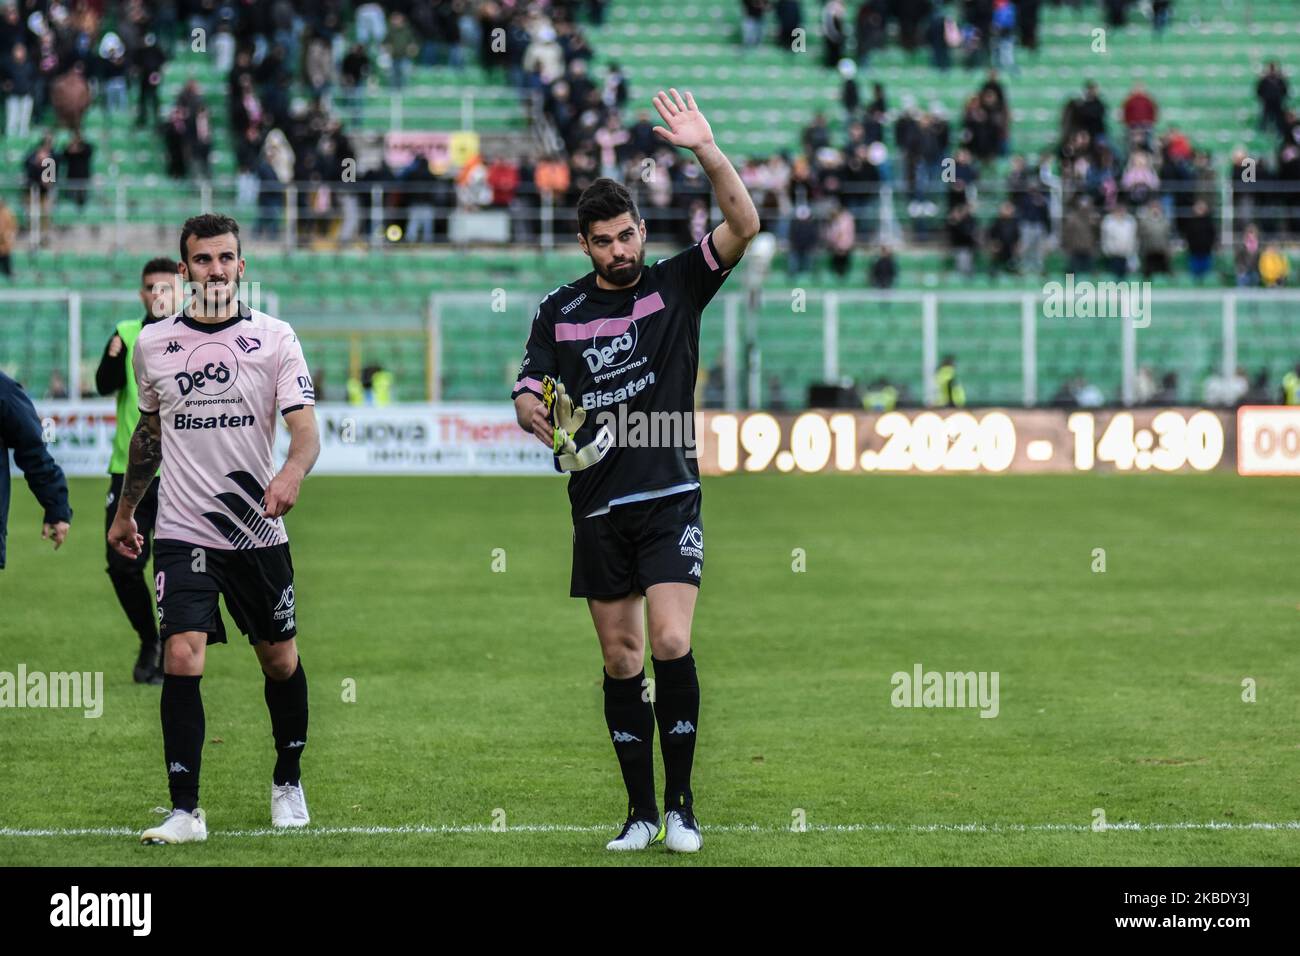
583 317 638 373
175 342 239 397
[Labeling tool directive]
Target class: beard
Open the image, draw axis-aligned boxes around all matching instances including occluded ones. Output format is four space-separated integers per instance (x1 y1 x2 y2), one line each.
595 247 645 287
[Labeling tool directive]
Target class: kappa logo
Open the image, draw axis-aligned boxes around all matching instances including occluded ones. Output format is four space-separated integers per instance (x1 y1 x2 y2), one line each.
611 730 642 743
285 740 306 749
668 720 696 735
234 334 261 353
560 292 587 314
689 562 701 578
679 524 703 560
583 317 638 373
168 762 189 774
164 340 185 354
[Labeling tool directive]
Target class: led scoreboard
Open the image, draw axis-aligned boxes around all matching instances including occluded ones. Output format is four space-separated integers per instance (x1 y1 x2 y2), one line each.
695 409 1236 475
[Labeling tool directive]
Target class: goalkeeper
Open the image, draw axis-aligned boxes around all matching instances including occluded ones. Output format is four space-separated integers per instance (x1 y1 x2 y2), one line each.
511 89 759 854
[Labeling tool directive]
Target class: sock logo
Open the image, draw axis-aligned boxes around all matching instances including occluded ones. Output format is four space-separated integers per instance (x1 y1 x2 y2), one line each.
285 740 306 749
167 762 189 774
610 730 642 743
668 720 696 735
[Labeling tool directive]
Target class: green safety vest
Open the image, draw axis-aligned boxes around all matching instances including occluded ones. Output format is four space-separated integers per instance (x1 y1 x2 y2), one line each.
863 385 898 412
109 318 150 475
1283 371 1300 405
935 365 966 407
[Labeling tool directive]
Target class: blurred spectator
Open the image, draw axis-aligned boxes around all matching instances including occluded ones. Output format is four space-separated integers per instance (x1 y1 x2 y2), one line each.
1018 0 1041 51
859 1 887 68
99 33 129 114
1134 365 1157 404
24 133 54 227
991 0 1016 74
1235 222 1261 285
821 1 846 68
1152 0 1172 35
2 41 33 137
1120 150 1160 206
787 203 819 275
986 200 1021 274
1282 363 1300 404
0 196 15 278
1100 204 1137 278
404 156 437 242
947 202 978 276
1204 366 1250 407
1064 81 1107 145
50 62 91 133
870 245 896 288
1062 195 1099 274
741 1 769 49
1017 184 1050 275
303 29 335 99
933 356 965 408
1152 371 1179 405
775 0 802 49
1182 198 1216 282
56 131 93 209
594 112 630 181
133 32 165 130
384 13 418 90
826 202 855 277
355 2 387 47
1257 61 1289 137
339 44 370 126
839 57 858 124
1121 83 1158 143
1137 199 1172 277
1259 243 1290 287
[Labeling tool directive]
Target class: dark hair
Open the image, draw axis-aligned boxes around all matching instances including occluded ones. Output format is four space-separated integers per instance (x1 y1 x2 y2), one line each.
179 213 241 263
141 257 177 282
576 178 640 238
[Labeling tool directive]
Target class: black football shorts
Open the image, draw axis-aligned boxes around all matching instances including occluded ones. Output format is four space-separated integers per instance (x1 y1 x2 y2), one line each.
571 487 703 599
153 538 297 645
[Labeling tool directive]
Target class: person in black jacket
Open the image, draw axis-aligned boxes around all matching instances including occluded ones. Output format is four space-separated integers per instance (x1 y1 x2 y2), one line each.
0 371 72 570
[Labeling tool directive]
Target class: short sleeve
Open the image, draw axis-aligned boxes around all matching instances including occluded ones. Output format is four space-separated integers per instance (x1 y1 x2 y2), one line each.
134 334 159 413
276 330 316 414
511 302 557 401
655 227 742 313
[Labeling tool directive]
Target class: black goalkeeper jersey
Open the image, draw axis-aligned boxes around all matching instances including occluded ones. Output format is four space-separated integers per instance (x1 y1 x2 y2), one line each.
512 227 741 519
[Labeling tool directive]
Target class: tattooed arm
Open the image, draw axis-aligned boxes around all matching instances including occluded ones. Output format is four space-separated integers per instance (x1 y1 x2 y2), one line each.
107 410 161 559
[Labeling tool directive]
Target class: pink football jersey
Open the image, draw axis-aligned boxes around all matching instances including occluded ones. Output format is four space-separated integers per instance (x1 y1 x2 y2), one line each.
133 304 315 550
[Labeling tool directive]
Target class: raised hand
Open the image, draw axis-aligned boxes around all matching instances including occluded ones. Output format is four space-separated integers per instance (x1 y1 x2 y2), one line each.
651 88 715 152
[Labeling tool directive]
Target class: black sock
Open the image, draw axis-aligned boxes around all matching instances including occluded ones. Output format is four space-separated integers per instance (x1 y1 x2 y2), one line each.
603 669 657 820
264 658 308 786
652 650 699 810
108 569 158 643
161 674 204 812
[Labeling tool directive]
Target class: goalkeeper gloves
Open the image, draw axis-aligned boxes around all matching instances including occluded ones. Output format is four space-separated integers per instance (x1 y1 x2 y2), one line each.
542 375 612 473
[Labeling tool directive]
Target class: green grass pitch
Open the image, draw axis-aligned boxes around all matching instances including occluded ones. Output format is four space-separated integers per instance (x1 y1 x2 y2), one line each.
1 472 1298 866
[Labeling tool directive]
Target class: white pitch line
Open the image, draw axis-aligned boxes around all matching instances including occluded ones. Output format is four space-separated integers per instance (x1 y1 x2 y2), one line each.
2 821 1299 838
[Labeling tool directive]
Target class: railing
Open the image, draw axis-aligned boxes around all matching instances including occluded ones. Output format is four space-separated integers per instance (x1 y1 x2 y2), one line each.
7 289 1298 410
7 175 1300 254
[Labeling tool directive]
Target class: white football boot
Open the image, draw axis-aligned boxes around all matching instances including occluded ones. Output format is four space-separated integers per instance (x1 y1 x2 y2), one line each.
605 816 664 851
664 808 703 852
271 783 310 828
141 808 207 845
